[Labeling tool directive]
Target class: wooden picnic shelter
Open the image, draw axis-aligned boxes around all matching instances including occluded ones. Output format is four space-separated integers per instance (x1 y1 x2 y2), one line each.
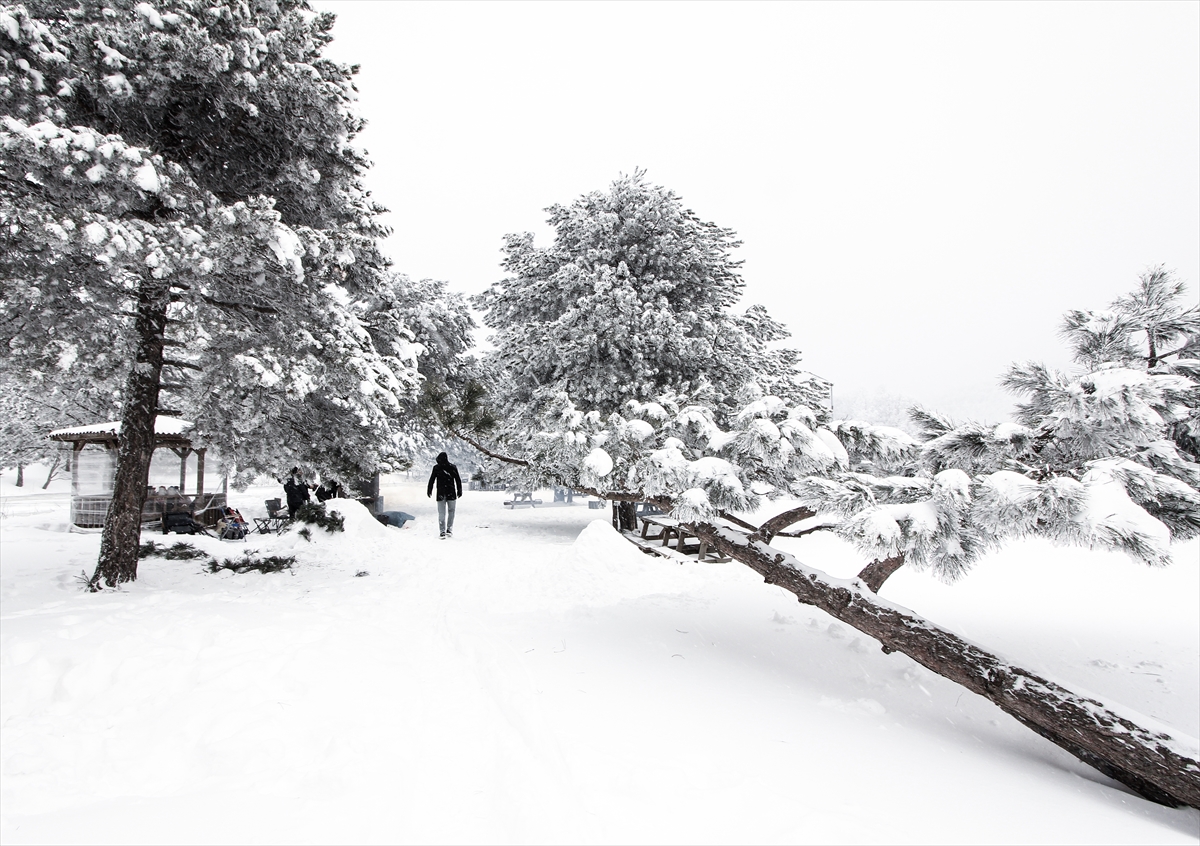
48 417 227 531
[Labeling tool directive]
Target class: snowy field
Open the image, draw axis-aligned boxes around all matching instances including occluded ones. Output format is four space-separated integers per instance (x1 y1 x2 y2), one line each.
1 467 1198 845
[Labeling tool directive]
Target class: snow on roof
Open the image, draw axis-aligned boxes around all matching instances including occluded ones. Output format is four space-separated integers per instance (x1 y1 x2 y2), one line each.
49 416 193 439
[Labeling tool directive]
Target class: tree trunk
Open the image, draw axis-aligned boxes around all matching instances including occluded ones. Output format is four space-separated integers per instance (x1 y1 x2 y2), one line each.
857 554 906 593
618 500 637 532
41 453 61 490
610 499 639 532
692 521 1200 809
91 278 170 590
15 463 23 487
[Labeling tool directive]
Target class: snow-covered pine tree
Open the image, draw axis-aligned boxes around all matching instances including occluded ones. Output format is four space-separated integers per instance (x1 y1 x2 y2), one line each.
462 171 828 526
0 365 122 486
884 268 1200 579
0 389 52 484
471 170 830 424
1 1 424 587
378 274 475 389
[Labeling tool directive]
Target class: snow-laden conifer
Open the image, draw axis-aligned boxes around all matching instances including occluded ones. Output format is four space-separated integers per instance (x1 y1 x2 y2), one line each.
1 1 431 585
798 270 1199 576
471 171 830 428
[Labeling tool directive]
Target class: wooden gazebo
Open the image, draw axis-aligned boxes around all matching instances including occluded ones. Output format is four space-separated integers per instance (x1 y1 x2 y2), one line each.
49 417 226 531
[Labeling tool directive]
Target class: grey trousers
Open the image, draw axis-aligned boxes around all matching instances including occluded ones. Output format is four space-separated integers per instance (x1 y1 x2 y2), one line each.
437 498 457 534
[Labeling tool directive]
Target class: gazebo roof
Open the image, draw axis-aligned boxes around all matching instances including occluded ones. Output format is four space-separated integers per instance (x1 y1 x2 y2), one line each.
49 416 194 445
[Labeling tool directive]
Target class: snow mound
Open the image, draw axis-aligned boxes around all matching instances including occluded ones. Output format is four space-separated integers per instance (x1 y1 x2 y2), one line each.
556 513 705 607
573 519 656 571
280 497 388 546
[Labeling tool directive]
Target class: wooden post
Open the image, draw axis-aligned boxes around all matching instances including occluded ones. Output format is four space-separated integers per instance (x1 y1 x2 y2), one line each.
196 448 206 499
71 442 82 498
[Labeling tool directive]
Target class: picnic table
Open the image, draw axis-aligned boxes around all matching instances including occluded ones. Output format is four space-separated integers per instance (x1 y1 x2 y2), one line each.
636 513 730 562
504 491 542 508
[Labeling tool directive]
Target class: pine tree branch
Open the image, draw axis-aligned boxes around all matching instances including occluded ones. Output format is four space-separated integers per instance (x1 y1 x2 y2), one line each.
449 427 529 467
753 506 817 542
857 554 907 592
163 359 202 371
445 426 670 507
717 511 759 532
198 293 278 315
1155 341 1197 362
774 522 836 539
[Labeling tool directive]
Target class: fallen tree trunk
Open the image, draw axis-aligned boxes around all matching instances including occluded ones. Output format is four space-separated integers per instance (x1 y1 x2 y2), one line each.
448 428 1200 807
691 521 1200 809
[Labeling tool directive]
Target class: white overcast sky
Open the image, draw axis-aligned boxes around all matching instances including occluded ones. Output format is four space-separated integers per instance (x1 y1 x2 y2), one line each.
316 0 1199 422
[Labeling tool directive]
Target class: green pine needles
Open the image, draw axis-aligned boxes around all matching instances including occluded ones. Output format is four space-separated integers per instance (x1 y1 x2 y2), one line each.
294 502 345 533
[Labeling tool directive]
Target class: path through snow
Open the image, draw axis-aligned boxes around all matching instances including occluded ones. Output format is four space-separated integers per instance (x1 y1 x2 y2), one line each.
1 473 1197 843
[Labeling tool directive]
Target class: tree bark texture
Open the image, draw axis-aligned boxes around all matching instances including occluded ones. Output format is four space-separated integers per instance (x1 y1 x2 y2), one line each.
91 278 170 589
857 554 907 593
691 521 1200 809
15 463 23 487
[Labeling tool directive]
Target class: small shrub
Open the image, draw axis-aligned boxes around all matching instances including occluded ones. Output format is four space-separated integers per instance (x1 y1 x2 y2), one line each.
165 542 211 561
139 540 211 561
207 554 296 575
355 570 369 577
297 526 312 542
294 502 344 533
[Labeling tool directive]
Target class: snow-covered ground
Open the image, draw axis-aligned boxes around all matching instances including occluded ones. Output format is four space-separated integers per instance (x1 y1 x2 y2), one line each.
1 469 1197 844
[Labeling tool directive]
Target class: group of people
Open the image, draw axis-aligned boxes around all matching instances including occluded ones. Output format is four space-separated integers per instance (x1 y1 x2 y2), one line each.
282 468 342 518
278 453 464 538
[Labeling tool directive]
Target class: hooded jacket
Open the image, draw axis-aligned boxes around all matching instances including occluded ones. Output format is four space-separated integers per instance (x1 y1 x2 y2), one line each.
427 452 463 501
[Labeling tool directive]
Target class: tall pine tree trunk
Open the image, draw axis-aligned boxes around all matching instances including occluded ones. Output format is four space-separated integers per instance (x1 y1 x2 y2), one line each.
91 278 170 590
693 521 1200 809
15 463 24 487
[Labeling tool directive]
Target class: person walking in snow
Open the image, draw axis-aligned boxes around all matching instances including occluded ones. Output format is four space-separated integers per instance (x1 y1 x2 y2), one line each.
427 452 463 538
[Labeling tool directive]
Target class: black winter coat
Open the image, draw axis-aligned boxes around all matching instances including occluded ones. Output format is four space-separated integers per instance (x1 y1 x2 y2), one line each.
427 455 462 501
283 477 310 507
